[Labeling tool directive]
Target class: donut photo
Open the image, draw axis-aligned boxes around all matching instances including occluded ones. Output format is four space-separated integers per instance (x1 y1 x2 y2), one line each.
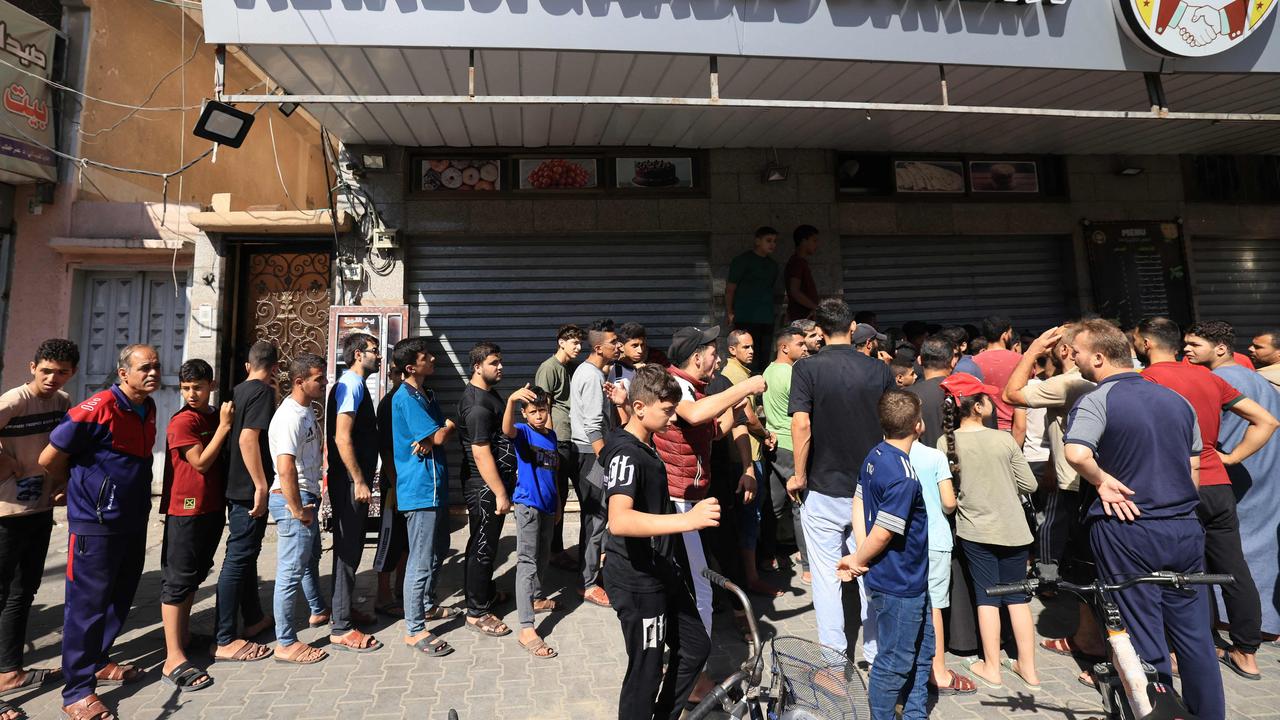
420 159 501 191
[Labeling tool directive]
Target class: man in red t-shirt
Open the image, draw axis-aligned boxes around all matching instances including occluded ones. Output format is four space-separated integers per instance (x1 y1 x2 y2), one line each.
1135 317 1278 680
160 359 234 691
973 315 1025 440
785 225 821 322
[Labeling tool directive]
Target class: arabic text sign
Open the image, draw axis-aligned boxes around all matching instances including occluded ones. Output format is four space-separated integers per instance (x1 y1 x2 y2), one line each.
0 7 55 182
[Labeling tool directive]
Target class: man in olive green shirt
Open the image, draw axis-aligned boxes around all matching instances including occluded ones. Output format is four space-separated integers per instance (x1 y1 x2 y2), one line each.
761 326 810 582
534 324 583 566
726 227 780 374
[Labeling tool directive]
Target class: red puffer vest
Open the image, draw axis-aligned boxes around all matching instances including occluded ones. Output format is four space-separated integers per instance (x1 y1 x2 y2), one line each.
653 367 717 501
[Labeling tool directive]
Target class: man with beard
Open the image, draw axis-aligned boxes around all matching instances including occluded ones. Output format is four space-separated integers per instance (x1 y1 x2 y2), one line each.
326 333 384 652
458 342 519 637
790 319 824 355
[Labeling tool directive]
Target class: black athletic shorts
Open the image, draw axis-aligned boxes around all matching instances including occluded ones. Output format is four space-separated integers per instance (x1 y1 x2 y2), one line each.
161 512 225 604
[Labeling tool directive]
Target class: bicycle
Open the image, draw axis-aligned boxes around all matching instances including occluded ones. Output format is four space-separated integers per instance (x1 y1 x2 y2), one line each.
688 568 869 720
987 570 1233 720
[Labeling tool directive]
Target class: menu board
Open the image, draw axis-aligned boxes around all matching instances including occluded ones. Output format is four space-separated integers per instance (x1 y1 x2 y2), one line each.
1084 221 1192 329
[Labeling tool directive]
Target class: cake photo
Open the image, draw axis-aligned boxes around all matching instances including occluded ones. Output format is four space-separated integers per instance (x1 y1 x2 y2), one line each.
632 159 679 187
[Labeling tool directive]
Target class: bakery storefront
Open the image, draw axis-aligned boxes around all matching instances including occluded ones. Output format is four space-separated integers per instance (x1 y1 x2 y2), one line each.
200 0 1280 365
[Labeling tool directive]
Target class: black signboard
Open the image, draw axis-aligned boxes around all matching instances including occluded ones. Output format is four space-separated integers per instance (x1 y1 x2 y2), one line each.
1084 220 1192 329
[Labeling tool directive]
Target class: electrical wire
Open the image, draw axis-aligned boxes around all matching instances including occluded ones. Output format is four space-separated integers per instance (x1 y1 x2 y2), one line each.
0 54 211 112
80 31 205 139
268 113 303 212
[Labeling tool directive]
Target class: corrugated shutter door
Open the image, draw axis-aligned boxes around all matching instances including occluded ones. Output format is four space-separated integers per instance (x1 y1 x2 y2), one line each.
841 235 1075 332
406 233 714 490
1192 237 1280 346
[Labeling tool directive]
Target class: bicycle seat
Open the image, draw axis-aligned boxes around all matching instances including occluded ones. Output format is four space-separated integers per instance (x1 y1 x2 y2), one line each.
1139 682 1196 720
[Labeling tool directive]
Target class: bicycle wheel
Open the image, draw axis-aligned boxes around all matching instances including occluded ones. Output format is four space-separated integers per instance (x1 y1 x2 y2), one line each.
770 636 868 720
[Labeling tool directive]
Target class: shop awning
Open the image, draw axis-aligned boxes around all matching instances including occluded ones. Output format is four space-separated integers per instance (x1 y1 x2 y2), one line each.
225 46 1280 154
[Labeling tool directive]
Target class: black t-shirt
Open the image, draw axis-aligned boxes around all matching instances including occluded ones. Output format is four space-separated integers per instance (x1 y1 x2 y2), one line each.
788 344 894 498
905 376 946 448
601 428 683 592
457 383 516 489
706 374 747 501
226 379 277 502
326 371 380 487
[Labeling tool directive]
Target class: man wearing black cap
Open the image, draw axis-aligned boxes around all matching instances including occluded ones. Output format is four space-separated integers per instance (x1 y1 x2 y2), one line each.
787 299 895 664
653 327 765 638
852 324 887 358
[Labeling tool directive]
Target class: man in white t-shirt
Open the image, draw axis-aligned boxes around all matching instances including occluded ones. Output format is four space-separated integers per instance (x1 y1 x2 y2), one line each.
268 353 331 665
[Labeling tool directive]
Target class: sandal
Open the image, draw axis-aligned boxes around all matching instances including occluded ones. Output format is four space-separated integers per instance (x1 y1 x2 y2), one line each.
0 699 26 720
329 629 383 653
929 670 977 696
94 663 140 686
62 694 112 720
580 586 611 608
308 611 331 628
0 668 58 698
1001 658 1041 691
273 643 327 665
533 598 557 614
376 602 404 618
465 614 511 637
212 640 273 663
424 605 464 621
519 636 558 660
1219 649 1262 681
1040 637 1105 662
406 633 454 657
160 662 213 693
967 661 1003 689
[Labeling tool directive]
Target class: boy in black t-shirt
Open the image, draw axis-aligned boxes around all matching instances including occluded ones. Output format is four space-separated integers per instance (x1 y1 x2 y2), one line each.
603 365 720 720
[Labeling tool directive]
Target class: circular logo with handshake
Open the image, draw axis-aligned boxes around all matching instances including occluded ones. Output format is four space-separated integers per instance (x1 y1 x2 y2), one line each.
1116 0 1277 57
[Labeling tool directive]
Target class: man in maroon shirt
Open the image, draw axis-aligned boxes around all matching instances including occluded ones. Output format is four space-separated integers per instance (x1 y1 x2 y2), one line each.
784 225 821 322
972 315 1024 442
1135 317 1279 680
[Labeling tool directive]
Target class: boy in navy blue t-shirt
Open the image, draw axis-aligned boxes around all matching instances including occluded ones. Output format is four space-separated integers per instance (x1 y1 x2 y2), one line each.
502 385 561 660
839 389 933 720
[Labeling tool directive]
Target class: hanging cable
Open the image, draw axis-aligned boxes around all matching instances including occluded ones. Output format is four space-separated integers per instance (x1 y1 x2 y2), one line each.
81 32 205 139
0 54 221 112
268 114 303 212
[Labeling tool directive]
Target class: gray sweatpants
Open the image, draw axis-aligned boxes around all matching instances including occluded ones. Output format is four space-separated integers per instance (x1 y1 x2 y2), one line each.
515 503 554 628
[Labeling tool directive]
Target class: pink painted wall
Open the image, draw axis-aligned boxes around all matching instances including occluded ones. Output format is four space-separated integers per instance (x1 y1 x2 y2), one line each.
2 184 75 390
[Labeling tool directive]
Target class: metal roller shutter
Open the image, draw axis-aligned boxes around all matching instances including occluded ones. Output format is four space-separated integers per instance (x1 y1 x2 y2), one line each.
841 235 1076 333
406 233 714 489
1191 237 1280 347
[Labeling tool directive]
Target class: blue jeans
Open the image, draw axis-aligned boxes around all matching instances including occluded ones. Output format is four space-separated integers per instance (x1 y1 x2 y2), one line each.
867 591 933 720
269 492 326 646
800 491 877 661
403 507 445 635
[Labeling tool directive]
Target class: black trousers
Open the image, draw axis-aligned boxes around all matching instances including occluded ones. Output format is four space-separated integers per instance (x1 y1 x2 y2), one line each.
464 481 508 617
551 442 579 554
0 511 51 672
606 576 711 720
328 478 369 635
1198 484 1263 653
1037 487 1083 580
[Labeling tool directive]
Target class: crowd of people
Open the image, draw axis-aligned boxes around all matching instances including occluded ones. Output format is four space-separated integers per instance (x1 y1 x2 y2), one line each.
0 224 1277 720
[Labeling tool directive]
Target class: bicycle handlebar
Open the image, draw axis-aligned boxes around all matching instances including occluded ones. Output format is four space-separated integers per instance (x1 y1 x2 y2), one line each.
703 567 732 591
685 671 745 720
987 572 1234 598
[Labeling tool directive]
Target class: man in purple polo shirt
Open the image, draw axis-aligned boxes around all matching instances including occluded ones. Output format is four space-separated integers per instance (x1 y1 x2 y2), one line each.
40 344 161 720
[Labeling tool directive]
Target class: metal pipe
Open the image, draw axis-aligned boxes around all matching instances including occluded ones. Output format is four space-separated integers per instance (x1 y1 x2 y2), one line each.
939 64 949 107
220 93 1280 123
709 55 719 103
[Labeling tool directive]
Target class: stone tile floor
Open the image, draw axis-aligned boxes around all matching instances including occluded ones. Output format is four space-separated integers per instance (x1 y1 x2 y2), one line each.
13 509 1280 719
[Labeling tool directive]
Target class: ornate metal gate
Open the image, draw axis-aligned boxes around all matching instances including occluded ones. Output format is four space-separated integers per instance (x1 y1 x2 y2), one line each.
239 251 332 388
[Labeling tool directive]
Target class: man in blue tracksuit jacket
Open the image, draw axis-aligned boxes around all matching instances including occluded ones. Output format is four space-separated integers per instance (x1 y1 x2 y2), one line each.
40 344 160 719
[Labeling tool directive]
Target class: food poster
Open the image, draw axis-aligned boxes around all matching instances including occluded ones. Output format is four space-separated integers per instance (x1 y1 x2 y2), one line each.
421 159 501 191
893 160 965 193
615 157 693 188
970 161 1039 193
518 158 598 189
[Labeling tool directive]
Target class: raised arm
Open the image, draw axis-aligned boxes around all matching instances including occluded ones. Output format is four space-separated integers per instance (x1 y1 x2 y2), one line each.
607 493 719 537
1219 397 1279 467
677 375 766 427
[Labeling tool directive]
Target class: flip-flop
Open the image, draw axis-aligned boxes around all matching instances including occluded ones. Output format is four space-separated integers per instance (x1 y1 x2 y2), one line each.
0 699 26 720
328 630 383 653
405 633 454 658
519 637 558 660
1219 652 1262 681
0 668 58 698
1001 658 1042 691
967 661 1003 690
160 662 213 693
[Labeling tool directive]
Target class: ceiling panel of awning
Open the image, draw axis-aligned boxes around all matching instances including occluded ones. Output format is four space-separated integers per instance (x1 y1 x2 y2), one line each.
241 46 1280 154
